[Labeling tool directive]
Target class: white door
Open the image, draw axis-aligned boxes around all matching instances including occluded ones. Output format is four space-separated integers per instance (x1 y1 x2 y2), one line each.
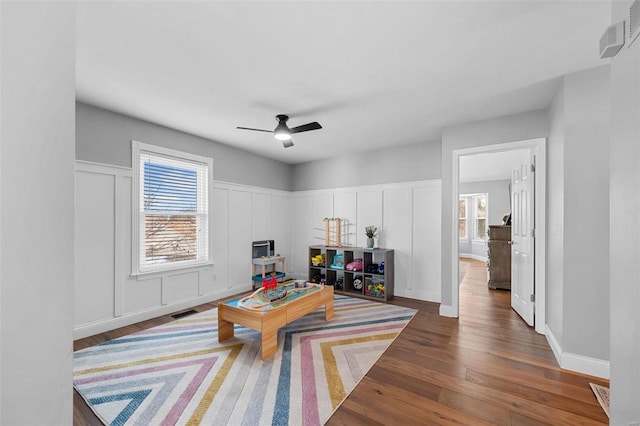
511 154 535 326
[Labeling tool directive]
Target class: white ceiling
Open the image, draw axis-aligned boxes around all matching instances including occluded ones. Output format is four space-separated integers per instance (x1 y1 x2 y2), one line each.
76 1 611 165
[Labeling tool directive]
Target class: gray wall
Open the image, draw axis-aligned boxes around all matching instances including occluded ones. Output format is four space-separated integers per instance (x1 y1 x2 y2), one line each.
460 179 511 226
1 3 75 423
610 0 640 422
562 65 610 360
547 81 565 345
76 102 293 191
546 65 610 364
291 140 441 191
441 109 549 309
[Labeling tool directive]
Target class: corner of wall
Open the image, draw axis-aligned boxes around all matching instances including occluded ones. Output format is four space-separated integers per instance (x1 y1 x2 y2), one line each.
546 324 610 379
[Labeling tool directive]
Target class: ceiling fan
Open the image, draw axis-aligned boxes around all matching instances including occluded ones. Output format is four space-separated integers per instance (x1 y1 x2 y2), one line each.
237 114 322 148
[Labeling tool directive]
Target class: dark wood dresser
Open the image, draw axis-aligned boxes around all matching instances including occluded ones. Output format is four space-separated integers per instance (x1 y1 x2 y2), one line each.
487 225 511 290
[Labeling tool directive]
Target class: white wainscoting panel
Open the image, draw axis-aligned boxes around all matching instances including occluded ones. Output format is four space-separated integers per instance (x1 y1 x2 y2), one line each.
272 194 292 264
228 189 254 290
410 183 442 301
162 271 200 304
75 161 443 339
356 190 383 248
292 180 442 302
124 276 162 314
312 194 334 243
75 167 116 325
292 196 313 279
382 188 413 297
252 192 272 241
74 162 295 339
212 187 230 289
333 191 357 247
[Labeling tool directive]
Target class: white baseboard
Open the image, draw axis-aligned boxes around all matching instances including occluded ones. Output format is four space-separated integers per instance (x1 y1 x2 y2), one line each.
439 304 458 317
545 325 610 379
459 253 487 262
73 285 252 340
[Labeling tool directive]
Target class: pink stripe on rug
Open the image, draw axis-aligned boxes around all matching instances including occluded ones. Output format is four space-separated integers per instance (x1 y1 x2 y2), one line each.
161 357 216 425
300 323 405 425
74 356 219 385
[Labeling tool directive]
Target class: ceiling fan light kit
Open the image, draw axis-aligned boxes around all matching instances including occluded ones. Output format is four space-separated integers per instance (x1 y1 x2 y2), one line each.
237 114 322 148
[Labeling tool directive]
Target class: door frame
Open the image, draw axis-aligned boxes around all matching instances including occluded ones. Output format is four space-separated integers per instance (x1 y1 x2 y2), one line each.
450 138 546 334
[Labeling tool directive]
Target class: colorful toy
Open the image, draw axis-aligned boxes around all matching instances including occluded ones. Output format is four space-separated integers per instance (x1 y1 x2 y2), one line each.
377 261 385 274
262 273 279 294
329 253 344 269
345 258 363 271
365 277 385 298
311 253 325 267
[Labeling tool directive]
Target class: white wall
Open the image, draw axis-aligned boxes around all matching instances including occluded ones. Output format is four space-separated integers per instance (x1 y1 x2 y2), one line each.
74 161 292 338
292 180 442 302
1 3 75 423
609 0 640 422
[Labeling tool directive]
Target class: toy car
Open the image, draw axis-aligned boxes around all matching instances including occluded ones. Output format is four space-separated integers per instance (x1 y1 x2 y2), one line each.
353 275 363 290
345 258 363 271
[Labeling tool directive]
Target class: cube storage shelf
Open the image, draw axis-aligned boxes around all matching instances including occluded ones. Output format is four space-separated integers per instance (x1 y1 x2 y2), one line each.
308 245 394 302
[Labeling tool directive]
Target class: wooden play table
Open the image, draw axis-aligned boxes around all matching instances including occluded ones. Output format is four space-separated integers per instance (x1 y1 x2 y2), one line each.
218 283 334 360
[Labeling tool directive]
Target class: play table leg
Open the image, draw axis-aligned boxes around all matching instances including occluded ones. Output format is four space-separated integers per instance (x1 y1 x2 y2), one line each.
325 296 334 320
218 308 235 343
260 309 286 360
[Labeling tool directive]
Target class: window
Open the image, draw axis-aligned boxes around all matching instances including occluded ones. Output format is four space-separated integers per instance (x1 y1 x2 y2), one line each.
458 198 467 239
132 141 213 275
473 194 487 240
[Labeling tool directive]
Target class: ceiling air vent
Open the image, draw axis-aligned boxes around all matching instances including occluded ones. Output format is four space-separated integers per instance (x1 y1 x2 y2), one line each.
630 0 640 47
600 21 625 58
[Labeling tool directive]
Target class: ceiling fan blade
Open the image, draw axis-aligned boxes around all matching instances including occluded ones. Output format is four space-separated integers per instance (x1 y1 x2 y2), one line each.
290 122 322 134
282 139 294 148
236 126 273 133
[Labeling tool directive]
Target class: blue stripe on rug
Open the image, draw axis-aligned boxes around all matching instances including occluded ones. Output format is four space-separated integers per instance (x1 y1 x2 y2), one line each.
272 314 414 425
88 389 151 426
96 329 214 346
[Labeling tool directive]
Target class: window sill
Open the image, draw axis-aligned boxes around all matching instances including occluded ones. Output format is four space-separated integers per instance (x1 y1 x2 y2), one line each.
133 261 215 281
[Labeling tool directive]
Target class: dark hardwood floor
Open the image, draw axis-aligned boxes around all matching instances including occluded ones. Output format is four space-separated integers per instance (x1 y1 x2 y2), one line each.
74 260 609 425
327 259 609 425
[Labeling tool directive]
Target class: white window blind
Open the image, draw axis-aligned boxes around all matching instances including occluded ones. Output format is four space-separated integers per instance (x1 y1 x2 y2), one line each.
133 141 212 274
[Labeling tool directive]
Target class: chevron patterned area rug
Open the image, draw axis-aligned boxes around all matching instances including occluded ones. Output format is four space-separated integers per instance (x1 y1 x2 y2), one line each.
73 295 417 425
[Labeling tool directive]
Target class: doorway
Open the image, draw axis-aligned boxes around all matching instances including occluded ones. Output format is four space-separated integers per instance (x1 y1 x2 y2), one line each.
451 138 546 334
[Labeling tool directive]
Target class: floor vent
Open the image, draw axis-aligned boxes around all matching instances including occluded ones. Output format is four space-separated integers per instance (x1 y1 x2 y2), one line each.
171 309 197 319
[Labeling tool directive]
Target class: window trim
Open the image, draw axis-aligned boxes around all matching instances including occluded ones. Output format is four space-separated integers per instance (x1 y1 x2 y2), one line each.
458 197 468 241
471 193 488 243
131 140 214 276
